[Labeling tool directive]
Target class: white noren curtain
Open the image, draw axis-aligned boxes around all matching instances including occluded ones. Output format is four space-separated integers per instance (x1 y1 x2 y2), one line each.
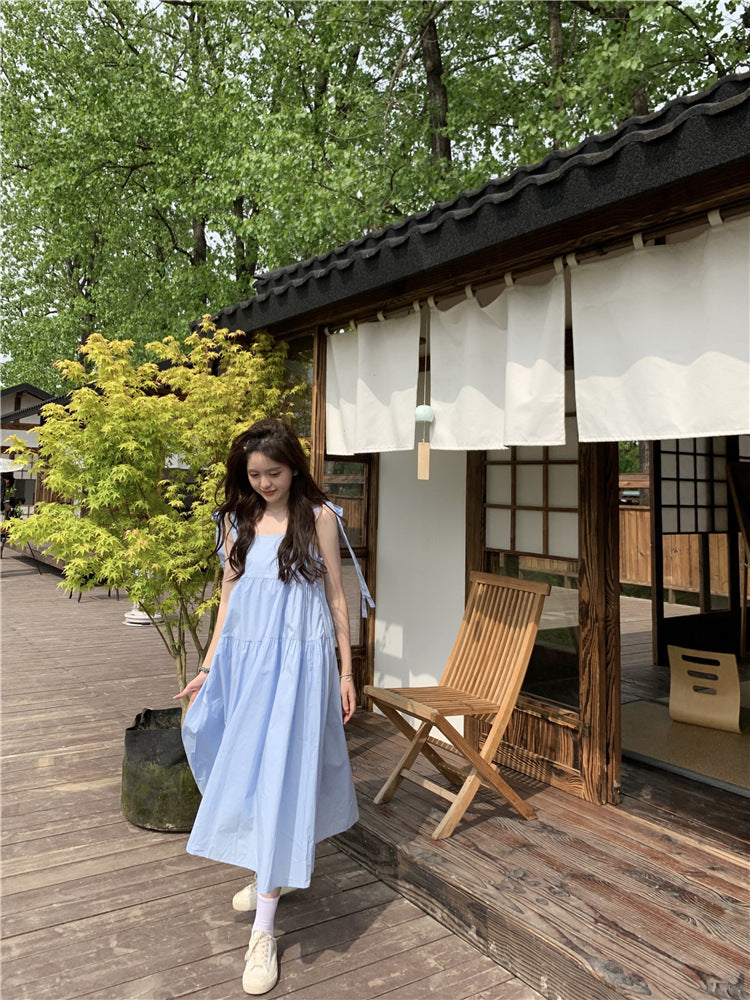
504 272 566 446
355 312 420 452
326 327 359 455
571 216 750 442
429 274 566 450
325 311 420 455
429 293 508 450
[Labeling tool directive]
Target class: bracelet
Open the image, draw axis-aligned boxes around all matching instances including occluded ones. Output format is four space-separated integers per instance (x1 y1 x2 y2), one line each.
340 673 353 680
198 666 210 675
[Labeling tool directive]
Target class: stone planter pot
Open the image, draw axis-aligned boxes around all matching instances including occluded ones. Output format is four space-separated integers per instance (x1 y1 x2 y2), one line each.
121 706 201 832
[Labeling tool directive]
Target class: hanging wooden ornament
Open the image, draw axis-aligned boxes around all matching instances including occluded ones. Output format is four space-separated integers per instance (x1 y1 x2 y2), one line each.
415 404 434 481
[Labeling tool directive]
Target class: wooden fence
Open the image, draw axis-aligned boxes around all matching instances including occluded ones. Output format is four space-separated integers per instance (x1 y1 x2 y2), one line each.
619 506 731 597
506 507 732 599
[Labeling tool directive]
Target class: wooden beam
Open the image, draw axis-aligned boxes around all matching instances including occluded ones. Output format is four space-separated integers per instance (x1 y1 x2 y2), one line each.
364 454 379 695
578 442 621 805
310 326 326 485
650 442 666 665
465 451 485 600
725 438 742 645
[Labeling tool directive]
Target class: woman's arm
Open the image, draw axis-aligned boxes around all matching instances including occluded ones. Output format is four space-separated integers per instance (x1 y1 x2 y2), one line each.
316 504 356 723
175 516 238 709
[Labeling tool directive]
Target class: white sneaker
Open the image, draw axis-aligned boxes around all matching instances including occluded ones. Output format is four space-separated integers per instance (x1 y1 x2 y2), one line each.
232 875 293 913
242 930 278 995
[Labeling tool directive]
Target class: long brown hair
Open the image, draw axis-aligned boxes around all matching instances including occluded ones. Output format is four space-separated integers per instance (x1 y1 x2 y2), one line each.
215 419 331 583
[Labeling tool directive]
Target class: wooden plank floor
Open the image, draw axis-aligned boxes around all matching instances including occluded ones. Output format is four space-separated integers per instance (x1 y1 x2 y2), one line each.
337 721 750 1000
0 548 541 1000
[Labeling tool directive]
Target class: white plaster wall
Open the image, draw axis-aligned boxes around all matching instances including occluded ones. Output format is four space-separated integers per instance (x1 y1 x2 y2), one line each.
1 392 45 418
374 448 466 697
2 428 38 449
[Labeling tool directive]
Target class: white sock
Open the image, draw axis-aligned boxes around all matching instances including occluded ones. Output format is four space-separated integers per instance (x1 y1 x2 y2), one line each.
252 892 280 935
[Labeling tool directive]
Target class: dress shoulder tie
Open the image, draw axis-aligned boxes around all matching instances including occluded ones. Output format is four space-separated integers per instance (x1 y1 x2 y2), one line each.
325 503 375 617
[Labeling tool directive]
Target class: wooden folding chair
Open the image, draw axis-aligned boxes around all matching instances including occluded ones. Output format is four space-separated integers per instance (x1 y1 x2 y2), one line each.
364 571 550 839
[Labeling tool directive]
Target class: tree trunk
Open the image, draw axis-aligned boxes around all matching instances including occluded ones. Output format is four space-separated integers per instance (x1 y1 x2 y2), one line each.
192 217 207 267
630 83 649 116
232 196 257 296
548 0 565 149
419 4 451 166
549 0 564 74
638 440 649 474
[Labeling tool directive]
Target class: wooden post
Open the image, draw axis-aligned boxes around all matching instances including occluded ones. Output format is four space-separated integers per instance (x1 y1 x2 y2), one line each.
311 327 326 485
578 442 621 805
465 451 486 601
725 439 742 650
650 441 665 665
363 454 380 702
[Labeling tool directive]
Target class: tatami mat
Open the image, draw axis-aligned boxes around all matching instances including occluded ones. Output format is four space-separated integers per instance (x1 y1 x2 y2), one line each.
621 699 750 796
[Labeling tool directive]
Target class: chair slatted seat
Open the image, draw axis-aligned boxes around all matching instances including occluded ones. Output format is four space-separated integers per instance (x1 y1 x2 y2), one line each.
364 571 550 839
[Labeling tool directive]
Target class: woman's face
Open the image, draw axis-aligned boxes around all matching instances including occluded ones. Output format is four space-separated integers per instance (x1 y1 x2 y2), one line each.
246 451 294 509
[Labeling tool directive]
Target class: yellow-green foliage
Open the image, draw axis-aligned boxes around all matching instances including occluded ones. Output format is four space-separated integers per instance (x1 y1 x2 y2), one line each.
8 319 304 693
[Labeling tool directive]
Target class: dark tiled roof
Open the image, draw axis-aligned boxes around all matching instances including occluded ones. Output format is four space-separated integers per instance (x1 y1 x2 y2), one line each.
215 72 750 334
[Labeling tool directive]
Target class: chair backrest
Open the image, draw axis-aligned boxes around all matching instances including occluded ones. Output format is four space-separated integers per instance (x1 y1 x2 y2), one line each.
668 644 742 732
441 572 551 710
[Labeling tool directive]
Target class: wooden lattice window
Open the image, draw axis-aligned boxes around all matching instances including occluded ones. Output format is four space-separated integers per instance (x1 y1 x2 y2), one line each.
485 394 579 564
659 438 729 534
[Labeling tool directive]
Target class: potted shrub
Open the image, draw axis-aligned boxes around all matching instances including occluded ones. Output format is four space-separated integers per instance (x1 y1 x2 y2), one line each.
8 319 305 830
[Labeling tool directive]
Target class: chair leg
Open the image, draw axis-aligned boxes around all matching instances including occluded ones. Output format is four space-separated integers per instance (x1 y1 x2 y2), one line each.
433 774 483 839
374 719 432 804
376 702 465 786
741 559 748 659
432 761 535 839
432 717 537 833
27 542 43 574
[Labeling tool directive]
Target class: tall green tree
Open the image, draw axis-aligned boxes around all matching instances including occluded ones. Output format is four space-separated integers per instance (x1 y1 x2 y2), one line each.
2 0 747 391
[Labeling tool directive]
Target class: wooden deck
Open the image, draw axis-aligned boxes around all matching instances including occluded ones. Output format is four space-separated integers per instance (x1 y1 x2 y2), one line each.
335 585 750 998
3 549 749 1000
338 717 749 1000
1 548 540 1000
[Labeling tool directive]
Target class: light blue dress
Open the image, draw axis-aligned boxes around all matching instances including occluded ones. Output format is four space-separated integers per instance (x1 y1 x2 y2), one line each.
182 507 370 893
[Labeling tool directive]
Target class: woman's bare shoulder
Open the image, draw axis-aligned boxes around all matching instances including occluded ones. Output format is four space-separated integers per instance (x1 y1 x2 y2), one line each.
314 502 337 524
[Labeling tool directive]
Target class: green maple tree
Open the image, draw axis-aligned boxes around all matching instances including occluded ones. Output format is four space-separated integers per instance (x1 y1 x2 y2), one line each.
7 319 305 704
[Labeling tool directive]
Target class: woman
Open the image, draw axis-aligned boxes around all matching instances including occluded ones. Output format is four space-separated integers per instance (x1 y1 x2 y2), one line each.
177 418 371 995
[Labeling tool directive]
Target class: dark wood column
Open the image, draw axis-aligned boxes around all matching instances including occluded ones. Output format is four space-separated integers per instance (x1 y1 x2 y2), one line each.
578 442 621 804
465 452 486 599
310 327 326 484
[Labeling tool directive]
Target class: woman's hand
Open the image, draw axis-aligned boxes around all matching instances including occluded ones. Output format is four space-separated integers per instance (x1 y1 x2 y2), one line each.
174 671 208 712
340 675 356 724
